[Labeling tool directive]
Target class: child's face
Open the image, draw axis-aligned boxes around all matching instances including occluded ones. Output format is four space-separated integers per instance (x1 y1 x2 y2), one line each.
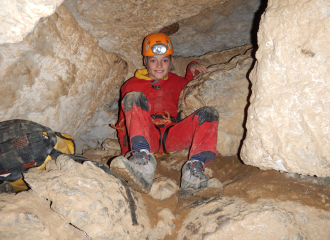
145 55 171 79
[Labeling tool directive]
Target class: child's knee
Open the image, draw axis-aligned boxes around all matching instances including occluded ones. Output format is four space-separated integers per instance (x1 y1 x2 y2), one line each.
122 92 149 112
193 106 219 125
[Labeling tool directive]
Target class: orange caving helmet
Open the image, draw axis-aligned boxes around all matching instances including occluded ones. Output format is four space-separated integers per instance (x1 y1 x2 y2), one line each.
143 33 174 56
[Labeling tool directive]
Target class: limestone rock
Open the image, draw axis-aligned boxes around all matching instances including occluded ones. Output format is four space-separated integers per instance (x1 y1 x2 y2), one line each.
171 0 261 57
204 167 214 179
178 49 254 156
75 105 119 151
102 138 122 151
0 5 128 153
148 208 176 240
172 44 252 77
241 0 330 177
149 177 179 200
23 155 151 239
81 147 119 165
0 0 64 44
63 0 221 69
0 191 88 240
178 197 330 239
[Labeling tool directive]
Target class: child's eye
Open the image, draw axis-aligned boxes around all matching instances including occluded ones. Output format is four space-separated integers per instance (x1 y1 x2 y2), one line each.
163 59 168 63
150 60 155 63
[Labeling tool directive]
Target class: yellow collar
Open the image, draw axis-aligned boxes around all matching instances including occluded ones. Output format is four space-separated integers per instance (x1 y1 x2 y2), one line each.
135 69 169 80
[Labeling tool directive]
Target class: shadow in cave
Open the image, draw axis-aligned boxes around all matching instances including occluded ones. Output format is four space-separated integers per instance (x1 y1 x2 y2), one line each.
236 49 257 162
235 0 268 162
250 0 269 48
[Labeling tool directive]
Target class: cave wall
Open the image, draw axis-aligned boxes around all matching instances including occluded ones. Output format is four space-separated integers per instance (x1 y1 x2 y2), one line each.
171 0 261 57
241 0 330 177
0 0 263 153
0 0 64 44
0 5 128 152
177 46 253 156
63 0 222 69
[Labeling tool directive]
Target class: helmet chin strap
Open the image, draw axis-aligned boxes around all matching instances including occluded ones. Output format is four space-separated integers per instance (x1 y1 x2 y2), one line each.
145 56 172 87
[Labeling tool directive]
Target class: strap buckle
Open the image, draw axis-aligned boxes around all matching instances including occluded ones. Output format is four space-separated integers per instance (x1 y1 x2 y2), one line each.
151 111 175 126
111 118 126 132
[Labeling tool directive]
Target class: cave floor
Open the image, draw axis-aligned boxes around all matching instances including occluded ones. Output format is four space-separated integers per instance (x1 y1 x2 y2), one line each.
80 149 330 239
135 154 330 240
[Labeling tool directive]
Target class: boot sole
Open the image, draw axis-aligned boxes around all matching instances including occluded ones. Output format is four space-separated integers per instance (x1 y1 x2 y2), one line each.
178 186 222 201
110 157 150 194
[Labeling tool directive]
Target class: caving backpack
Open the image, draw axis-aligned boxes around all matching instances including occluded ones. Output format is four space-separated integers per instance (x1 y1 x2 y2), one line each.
0 119 139 225
0 119 75 192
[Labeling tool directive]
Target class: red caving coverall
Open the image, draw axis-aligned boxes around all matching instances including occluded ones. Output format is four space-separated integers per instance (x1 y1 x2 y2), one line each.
114 63 218 164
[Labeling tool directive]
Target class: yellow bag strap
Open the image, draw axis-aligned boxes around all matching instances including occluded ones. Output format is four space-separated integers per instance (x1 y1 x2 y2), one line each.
10 133 75 193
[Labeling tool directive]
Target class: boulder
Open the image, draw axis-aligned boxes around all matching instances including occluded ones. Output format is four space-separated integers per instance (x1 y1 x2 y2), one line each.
0 191 88 239
171 0 261 57
102 138 122 152
149 177 179 200
0 5 128 153
24 155 151 239
0 0 64 44
241 0 330 177
178 197 330 239
178 49 254 156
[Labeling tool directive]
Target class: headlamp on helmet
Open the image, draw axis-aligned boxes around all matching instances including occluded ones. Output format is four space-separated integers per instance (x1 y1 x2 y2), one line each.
143 33 174 56
151 43 168 55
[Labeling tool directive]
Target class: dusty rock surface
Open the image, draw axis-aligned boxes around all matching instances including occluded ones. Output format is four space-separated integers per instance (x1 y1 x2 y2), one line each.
149 177 179 201
1 152 330 239
24 155 152 239
63 0 221 69
81 148 117 166
157 154 330 239
0 5 128 153
218 157 330 212
172 44 252 77
178 197 330 240
178 49 254 156
145 154 330 239
0 191 88 239
0 0 262 72
147 208 176 240
171 0 261 57
0 0 64 44
241 0 330 177
102 138 122 152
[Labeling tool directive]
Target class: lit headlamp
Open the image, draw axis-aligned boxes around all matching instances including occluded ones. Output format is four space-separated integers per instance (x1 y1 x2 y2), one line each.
151 43 168 55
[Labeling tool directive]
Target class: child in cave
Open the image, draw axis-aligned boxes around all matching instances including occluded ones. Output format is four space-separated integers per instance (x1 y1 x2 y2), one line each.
110 32 222 200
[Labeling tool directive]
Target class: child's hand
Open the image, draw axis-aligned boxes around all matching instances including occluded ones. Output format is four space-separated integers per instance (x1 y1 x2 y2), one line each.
189 63 208 76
